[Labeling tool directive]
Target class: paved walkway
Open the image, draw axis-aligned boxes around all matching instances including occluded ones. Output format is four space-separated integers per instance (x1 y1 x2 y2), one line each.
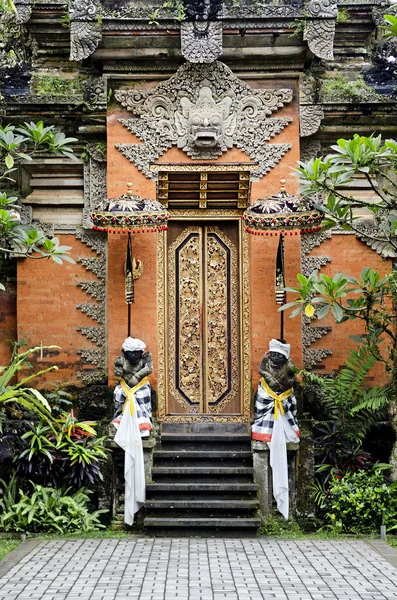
1 538 397 600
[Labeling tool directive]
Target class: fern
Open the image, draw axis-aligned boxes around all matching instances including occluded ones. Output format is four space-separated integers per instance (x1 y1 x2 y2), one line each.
303 346 390 477
302 346 389 426
351 386 390 414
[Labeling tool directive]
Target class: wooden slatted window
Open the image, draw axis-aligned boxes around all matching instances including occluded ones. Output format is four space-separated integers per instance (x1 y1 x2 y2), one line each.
157 168 251 208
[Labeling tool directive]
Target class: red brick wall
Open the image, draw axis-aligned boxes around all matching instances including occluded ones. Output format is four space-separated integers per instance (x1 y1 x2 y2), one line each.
0 278 17 367
16 235 103 388
107 233 158 388
306 234 391 383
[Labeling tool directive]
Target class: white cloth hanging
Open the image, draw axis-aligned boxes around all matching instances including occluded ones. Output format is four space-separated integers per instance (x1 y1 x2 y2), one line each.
114 394 146 525
268 413 299 520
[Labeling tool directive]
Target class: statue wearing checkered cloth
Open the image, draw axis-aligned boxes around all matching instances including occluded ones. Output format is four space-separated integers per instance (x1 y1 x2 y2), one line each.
112 337 153 438
251 339 300 520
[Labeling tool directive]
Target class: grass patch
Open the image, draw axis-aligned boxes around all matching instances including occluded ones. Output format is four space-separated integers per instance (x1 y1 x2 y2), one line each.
0 540 20 561
388 537 397 549
32 529 143 540
258 514 384 540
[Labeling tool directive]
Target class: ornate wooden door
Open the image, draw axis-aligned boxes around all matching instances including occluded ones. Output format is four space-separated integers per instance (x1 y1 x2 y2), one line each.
166 221 241 416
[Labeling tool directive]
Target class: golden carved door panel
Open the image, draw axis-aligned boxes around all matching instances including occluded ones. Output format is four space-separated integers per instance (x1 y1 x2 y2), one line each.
167 222 241 416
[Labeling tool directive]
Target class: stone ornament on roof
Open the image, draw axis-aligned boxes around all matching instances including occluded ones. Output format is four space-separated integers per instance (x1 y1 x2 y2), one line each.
180 21 223 63
299 74 324 138
69 0 102 61
303 0 337 61
180 0 223 63
115 61 293 181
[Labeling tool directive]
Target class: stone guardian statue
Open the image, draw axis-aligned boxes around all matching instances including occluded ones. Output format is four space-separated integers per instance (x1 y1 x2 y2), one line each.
113 337 153 526
113 337 153 437
251 338 300 519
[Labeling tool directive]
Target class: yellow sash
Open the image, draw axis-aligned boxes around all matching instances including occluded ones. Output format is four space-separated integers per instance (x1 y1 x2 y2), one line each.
120 376 149 415
260 378 292 420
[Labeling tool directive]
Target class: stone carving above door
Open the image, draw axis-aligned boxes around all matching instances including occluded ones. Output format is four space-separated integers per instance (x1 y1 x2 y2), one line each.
115 61 293 181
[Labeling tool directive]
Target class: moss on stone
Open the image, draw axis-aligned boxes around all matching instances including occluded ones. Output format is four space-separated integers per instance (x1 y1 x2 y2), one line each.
32 74 86 97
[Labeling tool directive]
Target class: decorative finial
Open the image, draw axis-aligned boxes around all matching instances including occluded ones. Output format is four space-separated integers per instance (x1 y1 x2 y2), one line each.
280 177 286 192
127 182 133 197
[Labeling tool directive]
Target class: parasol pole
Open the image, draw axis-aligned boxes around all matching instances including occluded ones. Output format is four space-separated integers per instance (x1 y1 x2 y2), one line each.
276 231 286 340
125 231 134 337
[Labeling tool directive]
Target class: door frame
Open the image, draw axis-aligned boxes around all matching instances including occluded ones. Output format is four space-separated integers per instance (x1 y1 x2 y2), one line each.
157 209 251 422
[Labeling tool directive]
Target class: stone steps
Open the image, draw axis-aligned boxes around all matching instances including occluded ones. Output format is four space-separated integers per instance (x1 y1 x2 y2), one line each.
158 433 251 452
146 482 258 501
143 423 260 535
144 517 262 535
145 500 258 509
153 450 252 467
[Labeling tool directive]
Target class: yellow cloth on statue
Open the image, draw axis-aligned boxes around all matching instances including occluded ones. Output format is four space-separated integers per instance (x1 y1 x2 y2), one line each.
120 376 149 415
260 378 292 419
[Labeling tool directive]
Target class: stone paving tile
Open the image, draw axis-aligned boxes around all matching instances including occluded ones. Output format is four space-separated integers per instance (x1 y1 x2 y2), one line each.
1 539 397 600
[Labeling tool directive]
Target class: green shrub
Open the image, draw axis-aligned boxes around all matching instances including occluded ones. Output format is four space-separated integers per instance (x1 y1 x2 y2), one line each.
320 467 397 533
321 76 381 103
0 477 106 533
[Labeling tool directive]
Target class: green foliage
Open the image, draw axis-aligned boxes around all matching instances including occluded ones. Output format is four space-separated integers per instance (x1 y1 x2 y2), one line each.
32 75 85 98
281 265 396 371
321 76 381 103
304 346 389 435
0 341 60 422
80 142 106 163
0 540 20 561
291 133 397 382
382 14 397 38
149 0 186 24
302 346 389 476
14 410 109 489
44 386 73 417
318 466 397 533
336 8 350 24
0 0 16 13
0 121 77 277
0 476 106 533
259 514 303 536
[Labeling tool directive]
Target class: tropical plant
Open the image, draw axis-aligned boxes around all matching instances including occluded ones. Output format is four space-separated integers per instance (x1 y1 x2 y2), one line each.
14 423 56 486
0 121 77 289
316 465 397 533
14 412 109 490
302 346 390 478
43 386 73 417
54 412 108 489
0 476 106 533
0 341 58 423
382 14 397 39
282 133 397 478
281 268 396 371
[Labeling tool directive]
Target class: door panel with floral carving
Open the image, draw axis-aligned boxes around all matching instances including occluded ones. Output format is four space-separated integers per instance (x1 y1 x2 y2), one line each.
167 222 241 415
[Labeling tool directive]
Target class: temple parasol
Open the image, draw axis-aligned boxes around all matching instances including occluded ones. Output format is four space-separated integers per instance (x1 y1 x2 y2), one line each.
90 183 170 335
242 179 323 339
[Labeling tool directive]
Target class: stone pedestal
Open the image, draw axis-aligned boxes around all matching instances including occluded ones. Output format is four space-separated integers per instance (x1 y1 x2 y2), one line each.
252 440 300 518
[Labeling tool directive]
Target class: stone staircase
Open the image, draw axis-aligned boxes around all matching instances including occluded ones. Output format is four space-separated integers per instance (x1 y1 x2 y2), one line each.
143 423 261 536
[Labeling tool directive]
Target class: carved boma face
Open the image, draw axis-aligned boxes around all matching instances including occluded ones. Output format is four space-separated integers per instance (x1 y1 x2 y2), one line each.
189 107 223 148
269 351 287 369
186 87 231 149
